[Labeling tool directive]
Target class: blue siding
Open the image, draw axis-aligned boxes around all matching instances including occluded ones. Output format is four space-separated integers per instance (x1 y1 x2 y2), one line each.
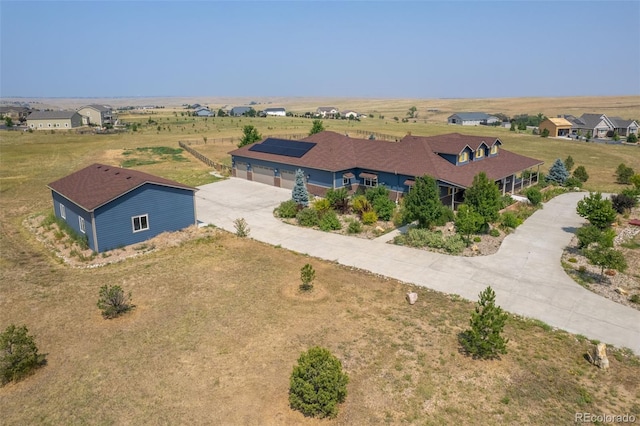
232 155 334 188
94 184 195 252
51 191 95 250
439 153 457 165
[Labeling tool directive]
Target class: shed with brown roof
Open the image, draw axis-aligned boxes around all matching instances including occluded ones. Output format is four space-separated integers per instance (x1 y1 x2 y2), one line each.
47 163 197 252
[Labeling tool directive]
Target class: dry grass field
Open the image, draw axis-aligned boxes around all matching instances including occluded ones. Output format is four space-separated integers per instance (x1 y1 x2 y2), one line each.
1 96 640 424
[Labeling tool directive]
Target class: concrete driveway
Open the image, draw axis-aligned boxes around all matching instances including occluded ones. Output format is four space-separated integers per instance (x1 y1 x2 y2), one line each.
196 178 640 354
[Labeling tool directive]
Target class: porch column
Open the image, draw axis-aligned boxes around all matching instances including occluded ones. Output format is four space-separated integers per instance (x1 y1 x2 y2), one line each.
502 178 506 195
451 187 455 210
520 171 525 191
511 174 515 193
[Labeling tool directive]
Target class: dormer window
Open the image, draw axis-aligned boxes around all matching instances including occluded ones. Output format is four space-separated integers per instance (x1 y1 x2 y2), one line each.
491 145 498 155
476 148 484 159
458 152 469 163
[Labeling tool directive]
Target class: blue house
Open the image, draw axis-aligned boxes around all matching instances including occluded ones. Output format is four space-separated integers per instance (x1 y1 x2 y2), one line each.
228 131 543 208
47 164 198 253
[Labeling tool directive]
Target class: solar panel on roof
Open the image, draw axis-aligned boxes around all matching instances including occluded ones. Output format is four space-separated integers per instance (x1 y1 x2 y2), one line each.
248 138 316 158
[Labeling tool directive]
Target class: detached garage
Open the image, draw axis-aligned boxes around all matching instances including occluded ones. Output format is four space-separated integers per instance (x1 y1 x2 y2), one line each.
48 163 198 253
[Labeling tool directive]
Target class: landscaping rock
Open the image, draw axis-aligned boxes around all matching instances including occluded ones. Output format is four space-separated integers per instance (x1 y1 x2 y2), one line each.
406 292 418 305
615 287 628 296
588 343 610 369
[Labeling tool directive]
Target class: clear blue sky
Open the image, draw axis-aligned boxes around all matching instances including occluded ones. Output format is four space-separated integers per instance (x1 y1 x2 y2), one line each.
1 1 639 98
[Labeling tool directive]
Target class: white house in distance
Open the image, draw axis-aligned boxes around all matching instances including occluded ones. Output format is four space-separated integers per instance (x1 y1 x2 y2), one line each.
448 112 500 126
27 110 84 130
316 107 339 118
263 107 286 117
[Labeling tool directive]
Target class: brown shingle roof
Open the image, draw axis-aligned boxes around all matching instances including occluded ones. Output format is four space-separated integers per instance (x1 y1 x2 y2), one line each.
229 131 543 189
47 163 196 211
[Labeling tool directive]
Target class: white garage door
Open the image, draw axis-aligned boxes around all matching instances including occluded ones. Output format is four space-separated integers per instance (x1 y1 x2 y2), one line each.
280 169 296 189
252 165 274 185
235 162 248 179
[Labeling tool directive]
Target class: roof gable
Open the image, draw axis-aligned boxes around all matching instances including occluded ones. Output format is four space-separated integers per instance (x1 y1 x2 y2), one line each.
27 110 80 120
48 163 196 212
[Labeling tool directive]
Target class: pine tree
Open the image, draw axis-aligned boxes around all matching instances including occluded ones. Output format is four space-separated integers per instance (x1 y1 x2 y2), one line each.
309 119 325 135
292 169 309 207
564 155 575 172
460 286 509 359
546 158 569 185
455 204 483 246
403 175 444 228
464 172 502 227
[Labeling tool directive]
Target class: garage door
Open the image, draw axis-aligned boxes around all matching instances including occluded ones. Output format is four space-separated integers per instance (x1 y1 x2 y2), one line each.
235 162 248 179
280 169 296 189
252 165 274 185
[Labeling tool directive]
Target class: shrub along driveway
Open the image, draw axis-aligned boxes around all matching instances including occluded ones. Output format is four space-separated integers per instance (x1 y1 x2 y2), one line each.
196 179 640 354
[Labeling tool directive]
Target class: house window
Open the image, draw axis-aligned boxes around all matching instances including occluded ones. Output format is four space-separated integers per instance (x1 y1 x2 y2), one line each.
132 214 149 232
60 203 66 219
476 148 484 159
343 176 350 186
458 152 469 163
48 123 51 128
79 217 85 234
491 145 498 155
65 123 68 127
363 177 377 187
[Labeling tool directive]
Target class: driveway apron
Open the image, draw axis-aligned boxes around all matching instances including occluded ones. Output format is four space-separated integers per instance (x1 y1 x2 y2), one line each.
196 179 640 354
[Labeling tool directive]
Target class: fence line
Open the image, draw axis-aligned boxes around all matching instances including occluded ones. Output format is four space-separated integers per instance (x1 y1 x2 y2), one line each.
178 141 231 174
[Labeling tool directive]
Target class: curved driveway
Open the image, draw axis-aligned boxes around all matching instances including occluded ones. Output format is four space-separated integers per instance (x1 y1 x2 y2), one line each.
196 179 640 354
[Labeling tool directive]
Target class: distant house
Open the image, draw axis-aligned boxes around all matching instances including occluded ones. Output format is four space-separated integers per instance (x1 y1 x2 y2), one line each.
608 116 638 137
316 107 339 118
229 131 542 209
47 164 198 253
77 104 114 127
341 110 359 119
448 112 500 126
0 106 31 122
27 110 84 130
194 107 214 117
263 107 286 117
229 106 252 116
539 117 572 137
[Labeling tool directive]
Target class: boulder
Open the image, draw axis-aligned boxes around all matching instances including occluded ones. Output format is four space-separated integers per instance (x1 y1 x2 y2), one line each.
588 343 610 369
615 287 628 296
406 292 418 305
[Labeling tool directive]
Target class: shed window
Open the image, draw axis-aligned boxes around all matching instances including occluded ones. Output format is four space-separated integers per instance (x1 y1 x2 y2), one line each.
79 217 85 234
60 203 66 219
132 214 149 232
476 148 484 159
458 152 469 163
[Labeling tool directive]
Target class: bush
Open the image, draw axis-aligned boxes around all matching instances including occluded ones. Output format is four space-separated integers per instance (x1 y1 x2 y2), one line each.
500 212 522 230
576 225 615 249
396 228 443 248
97 285 134 319
573 166 589 183
361 210 378 225
276 200 299 218
296 208 320 227
300 264 315 291
312 198 332 216
627 133 638 143
616 163 634 184
489 228 500 237
611 193 638 213
365 186 396 221
443 234 465 254
1 325 47 386
460 286 508 359
325 188 350 213
351 195 372 216
319 211 341 231
347 219 363 234
234 218 250 237
435 206 455 226
289 347 349 418
524 187 542 206
473 236 481 243
564 176 583 189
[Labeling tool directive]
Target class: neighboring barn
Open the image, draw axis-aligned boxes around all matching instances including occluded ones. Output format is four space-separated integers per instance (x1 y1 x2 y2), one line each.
448 112 500 126
263 107 286 116
229 131 543 208
27 110 83 130
47 164 198 253
194 107 214 117
539 117 572 137
229 106 252 116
